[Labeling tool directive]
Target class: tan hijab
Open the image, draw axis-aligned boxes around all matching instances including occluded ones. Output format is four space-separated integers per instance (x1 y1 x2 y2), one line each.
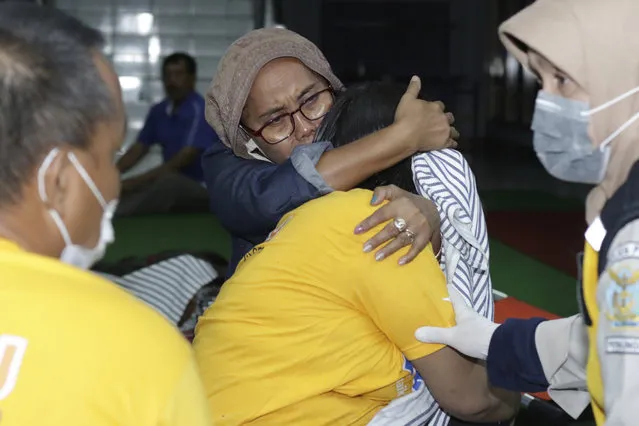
499 0 639 224
205 28 344 160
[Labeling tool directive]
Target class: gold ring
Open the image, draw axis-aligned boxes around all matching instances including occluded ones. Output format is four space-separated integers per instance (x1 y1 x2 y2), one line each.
404 229 416 242
393 217 407 233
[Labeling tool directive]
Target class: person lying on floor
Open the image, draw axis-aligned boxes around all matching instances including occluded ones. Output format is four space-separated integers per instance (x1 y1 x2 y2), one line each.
94 252 225 338
193 82 517 426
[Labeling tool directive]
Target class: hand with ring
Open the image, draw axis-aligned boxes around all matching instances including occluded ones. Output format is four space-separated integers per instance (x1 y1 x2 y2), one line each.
354 184 441 265
402 226 417 243
392 217 417 244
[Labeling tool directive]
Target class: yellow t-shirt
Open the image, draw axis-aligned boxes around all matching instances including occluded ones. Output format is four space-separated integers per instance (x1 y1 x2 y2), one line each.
0 239 210 426
194 189 455 425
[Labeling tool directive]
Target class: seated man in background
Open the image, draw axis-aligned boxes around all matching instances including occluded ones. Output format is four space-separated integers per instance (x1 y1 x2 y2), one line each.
0 4 209 425
193 82 518 426
116 52 218 216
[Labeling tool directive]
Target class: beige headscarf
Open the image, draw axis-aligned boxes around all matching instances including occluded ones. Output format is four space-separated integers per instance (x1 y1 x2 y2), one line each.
205 28 344 160
499 0 639 224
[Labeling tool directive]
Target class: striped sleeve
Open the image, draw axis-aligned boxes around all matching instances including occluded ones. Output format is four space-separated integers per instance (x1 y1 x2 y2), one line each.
412 150 494 320
102 255 218 325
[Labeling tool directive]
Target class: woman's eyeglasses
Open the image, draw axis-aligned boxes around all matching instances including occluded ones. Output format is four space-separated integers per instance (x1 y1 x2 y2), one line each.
241 87 334 145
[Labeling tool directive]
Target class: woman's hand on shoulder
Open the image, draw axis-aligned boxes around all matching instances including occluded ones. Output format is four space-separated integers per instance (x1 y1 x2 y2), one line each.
354 184 441 265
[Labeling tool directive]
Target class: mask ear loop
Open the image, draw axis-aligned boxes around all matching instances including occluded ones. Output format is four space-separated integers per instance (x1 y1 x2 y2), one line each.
596 110 639 150
67 153 117 246
67 152 108 209
580 86 639 151
582 86 639 116
37 148 60 204
37 148 74 246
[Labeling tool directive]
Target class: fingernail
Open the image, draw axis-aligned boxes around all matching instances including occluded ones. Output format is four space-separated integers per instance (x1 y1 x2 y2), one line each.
411 75 418 82
375 252 385 261
398 257 407 265
354 225 364 234
363 244 373 253
370 195 377 204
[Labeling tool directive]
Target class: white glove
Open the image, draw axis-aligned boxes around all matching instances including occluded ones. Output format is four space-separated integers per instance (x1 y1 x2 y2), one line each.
414 285 500 360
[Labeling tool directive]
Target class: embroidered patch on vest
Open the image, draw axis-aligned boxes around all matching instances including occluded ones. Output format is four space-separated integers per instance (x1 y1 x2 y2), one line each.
601 256 639 330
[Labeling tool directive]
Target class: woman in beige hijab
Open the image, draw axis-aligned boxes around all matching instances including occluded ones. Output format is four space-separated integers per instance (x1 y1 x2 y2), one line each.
415 0 639 424
202 28 458 275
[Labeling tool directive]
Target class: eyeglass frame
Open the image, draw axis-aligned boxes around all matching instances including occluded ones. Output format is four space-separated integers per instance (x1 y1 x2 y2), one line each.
240 86 334 145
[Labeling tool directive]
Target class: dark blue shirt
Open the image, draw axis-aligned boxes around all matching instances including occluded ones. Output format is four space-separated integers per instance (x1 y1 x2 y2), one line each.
202 138 332 275
138 91 218 182
486 317 549 392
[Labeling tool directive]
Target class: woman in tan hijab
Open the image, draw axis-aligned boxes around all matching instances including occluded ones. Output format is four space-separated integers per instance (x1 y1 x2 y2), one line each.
415 0 639 424
202 28 458 275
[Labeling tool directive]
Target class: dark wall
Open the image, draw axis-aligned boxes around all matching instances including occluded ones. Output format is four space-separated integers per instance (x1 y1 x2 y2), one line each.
274 0 542 143
275 0 492 139
275 0 322 46
320 0 450 85
277 0 451 86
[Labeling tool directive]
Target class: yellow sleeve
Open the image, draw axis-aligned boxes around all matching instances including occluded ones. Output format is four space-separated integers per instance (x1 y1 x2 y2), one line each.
159 355 211 426
353 244 455 361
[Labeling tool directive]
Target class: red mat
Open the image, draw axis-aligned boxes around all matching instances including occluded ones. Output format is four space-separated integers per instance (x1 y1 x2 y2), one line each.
494 297 561 323
486 211 585 278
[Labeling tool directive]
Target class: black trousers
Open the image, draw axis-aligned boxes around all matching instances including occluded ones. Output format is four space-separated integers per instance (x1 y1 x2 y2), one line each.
115 173 209 217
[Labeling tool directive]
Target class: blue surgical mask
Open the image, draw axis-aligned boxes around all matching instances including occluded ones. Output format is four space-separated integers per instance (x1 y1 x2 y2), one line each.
532 87 639 184
531 91 610 184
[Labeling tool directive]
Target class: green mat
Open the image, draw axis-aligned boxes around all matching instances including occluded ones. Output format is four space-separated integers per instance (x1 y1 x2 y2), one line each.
481 190 581 316
480 189 584 212
490 239 578 317
104 213 231 262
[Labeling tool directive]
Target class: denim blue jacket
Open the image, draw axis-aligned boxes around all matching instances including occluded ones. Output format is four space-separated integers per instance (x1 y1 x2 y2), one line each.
202 138 333 275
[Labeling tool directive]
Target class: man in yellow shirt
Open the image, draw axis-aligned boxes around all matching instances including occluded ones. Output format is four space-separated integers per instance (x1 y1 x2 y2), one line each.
194 84 520 425
0 4 209 425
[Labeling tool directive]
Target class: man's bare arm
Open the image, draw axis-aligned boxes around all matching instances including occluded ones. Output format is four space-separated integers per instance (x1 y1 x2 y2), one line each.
117 142 149 173
413 347 520 422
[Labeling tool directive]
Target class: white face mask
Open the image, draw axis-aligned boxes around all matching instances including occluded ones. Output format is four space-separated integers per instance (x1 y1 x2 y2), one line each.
37 148 118 269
